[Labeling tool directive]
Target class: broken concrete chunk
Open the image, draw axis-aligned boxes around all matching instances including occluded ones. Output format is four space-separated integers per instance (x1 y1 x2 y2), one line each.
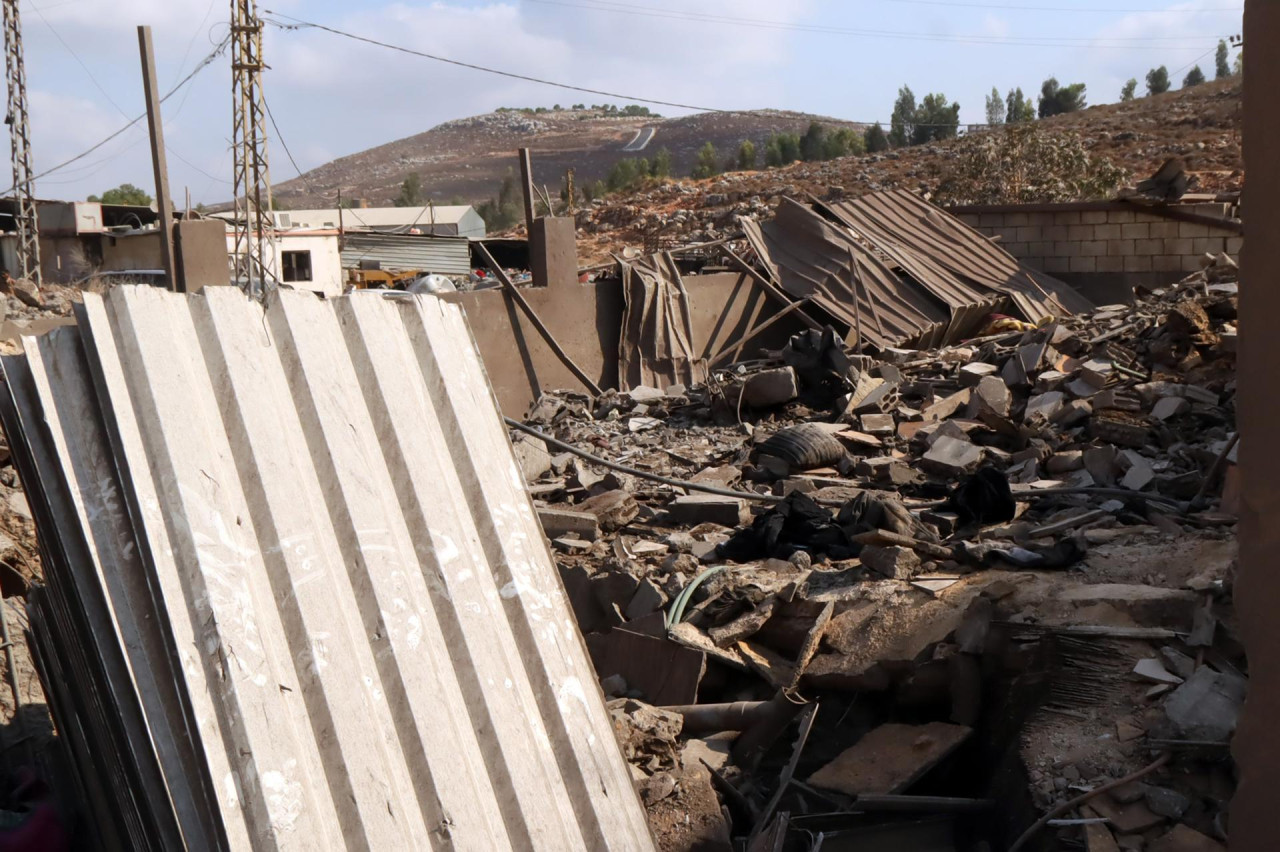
1161 666 1247 742
1024 391 1066 424
1152 396 1191 420
1133 657 1184 685
925 419 970 448
807 721 971 795
1143 786 1190 819
579 489 640 531
1034 370 1067 393
1046 450 1084 474
740 367 799 408
1084 445 1119 486
510 434 553 481
922 388 970 422
1120 451 1155 491
922 434 984 477
921 510 960 538
959 362 998 387
1147 825 1226 852
1054 398 1093 428
1135 381 1219 408
538 507 601 541
1159 646 1196 680
968 375 1012 419
860 413 895 435
624 578 667 621
860 545 921 580
668 494 745 527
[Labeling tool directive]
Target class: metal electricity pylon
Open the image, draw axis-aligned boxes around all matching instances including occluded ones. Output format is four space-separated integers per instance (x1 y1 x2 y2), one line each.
230 0 274 292
2 0 40 284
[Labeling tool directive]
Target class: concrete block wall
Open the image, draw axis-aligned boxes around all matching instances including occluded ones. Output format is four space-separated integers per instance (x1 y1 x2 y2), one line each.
951 202 1241 300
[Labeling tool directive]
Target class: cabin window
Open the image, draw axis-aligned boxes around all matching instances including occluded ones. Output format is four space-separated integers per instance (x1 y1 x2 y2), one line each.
282 250 312 282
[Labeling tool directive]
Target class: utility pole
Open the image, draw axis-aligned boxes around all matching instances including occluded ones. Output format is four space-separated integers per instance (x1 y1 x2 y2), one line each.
137 26 178 291
230 0 274 293
2 0 39 285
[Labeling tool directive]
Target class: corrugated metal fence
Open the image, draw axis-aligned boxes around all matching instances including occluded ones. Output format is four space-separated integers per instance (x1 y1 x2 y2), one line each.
1 286 652 850
339 232 473 276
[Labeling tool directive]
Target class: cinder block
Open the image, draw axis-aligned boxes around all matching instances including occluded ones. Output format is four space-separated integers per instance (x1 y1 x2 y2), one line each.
1135 238 1163 255
978 213 1004 226
1108 239 1136 257
1178 222 1210 238
1057 212 1082 225
1070 256 1097 273
1053 241 1077 257
1030 241 1051 255
1015 226 1041 242
1021 257 1044 269
1153 255 1182 272
1006 242 1028 255
1108 210 1136 224
1080 240 1108 257
995 226 1019 242
956 214 981 226
1044 225 1068 241
1093 223 1121 240
1124 255 1153 272
1161 238 1194 255
1044 257 1070 273
1028 212 1055 226
1192 237 1225 254
1081 210 1109 224
1227 236 1244 255
1006 212 1030 226
1097 256 1124 272
1068 224 1093 241
1121 222 1150 240
1182 254 1207 272
1148 221 1180 239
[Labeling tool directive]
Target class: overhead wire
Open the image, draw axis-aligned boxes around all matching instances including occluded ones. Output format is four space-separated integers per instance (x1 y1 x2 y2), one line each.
27 7 231 186
0 35 230 195
521 0 1223 48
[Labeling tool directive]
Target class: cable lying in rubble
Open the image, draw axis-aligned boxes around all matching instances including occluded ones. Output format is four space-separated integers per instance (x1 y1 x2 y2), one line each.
505 417 1184 510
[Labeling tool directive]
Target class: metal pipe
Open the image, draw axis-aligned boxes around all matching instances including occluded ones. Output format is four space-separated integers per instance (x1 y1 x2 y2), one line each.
658 700 771 733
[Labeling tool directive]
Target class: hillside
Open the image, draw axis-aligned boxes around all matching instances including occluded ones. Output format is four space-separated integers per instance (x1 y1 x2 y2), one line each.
271 107 864 208
569 78 1243 263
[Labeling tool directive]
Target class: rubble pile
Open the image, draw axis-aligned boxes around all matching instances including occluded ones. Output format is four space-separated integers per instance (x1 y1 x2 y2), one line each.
514 256 1243 851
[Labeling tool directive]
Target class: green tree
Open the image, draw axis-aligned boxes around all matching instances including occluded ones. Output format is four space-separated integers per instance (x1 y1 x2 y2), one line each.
1146 66 1171 95
764 132 800 167
1183 65 1206 88
691 142 720 179
736 139 757 170
1038 77 1087 117
1235 51 1243 76
1005 88 1034 123
912 93 960 144
799 122 827 161
88 183 152 206
824 127 864 159
985 86 1004 126
475 171 522 230
394 172 423 207
864 123 889 153
1215 39 1231 79
652 147 672 178
889 85 916 147
1120 78 1138 101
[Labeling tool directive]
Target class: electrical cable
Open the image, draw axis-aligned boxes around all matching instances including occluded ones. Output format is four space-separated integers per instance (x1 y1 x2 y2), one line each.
0 35 230 195
523 0 1223 48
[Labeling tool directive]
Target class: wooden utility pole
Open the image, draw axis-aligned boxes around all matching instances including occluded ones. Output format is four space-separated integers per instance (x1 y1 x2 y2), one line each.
137 25 177 291
518 147 536 232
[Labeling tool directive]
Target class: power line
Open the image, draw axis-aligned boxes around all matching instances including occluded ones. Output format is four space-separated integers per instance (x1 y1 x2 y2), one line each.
262 91 309 188
522 0 1223 48
29 6 231 185
0 35 229 194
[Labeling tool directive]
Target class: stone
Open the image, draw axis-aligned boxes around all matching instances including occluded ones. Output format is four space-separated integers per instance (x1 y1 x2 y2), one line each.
1143 785 1190 819
860 413 895 435
923 388 971 422
579 489 640 531
1120 451 1155 491
969 375 1012 419
1159 646 1197 680
860 545 921 580
1035 370 1068 392
921 510 960 537
552 537 593 554
925 419 969 448
627 385 666 404
1162 667 1247 742
1055 398 1093 428
1046 451 1084 474
1024 391 1066 425
625 578 668 620
740 367 799 408
1152 396 1191 420
958 362 999 387
538 508 601 541
922 435 984 477
1084 445 1119 486
510 434 552 481
1133 657 1183 685
668 495 745 526
1089 795 1167 835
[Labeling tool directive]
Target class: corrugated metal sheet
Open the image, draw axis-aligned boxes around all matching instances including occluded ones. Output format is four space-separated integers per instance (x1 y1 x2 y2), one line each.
741 192 1092 350
340 232 473 275
1 286 653 850
617 253 707 390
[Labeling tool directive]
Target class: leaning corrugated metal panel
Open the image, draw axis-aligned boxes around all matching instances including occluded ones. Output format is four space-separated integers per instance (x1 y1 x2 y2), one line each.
69 286 652 850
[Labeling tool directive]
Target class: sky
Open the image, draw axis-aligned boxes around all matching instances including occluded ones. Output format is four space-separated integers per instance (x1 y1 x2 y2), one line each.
10 0 1243 205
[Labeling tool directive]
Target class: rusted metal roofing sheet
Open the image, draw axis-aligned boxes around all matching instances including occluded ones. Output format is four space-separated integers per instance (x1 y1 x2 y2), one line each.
1 286 653 850
339 231 473 275
741 192 1091 351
